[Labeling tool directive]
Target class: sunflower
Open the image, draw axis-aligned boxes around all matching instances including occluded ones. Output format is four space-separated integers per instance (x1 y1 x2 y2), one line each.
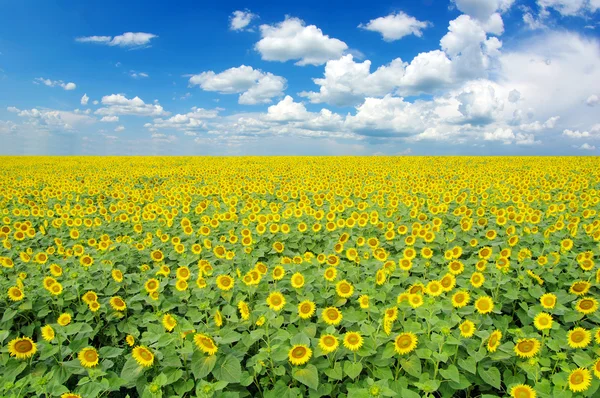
568 368 591 392
78 347 99 368
319 334 339 354
343 332 364 351
196 277 207 289
408 293 424 309
567 327 591 348
291 272 305 288
540 293 557 309
109 296 127 311
194 333 218 355
151 249 164 262
175 279 188 291
216 275 234 291
510 384 536 398
41 325 55 342
162 314 177 332
570 281 591 296
50 283 63 296
575 297 598 315
470 272 485 288
8 337 37 359
214 310 223 327
514 338 540 358
132 346 155 367
8 286 24 301
272 265 285 281
475 296 494 314
440 274 456 292
394 332 418 355
61 393 82 398
593 358 600 379
266 291 286 311
126 335 135 346
238 301 250 320
288 344 312 366
336 280 354 298
487 330 502 352
322 307 343 325
384 306 399 322
459 320 476 338
144 278 160 293
425 281 443 297
256 316 266 326
448 260 464 275
89 301 100 312
111 269 123 282
375 269 386 285
298 300 316 319
57 313 72 326
358 295 370 309
533 312 553 331
176 266 191 281
451 291 470 308
82 290 98 304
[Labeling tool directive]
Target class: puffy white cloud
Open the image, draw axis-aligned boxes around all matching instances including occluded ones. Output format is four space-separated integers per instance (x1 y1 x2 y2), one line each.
95 94 168 117
587 94 599 106
299 55 406 106
537 0 589 16
75 32 157 48
255 17 348 65
400 50 454 94
563 129 591 138
519 116 560 131
359 12 430 41
188 65 286 104
114 125 125 132
576 143 596 150
100 116 119 122
146 107 220 132
452 0 515 20
34 77 77 90
230 10 257 31
484 127 514 143
11 107 95 130
130 71 149 79
81 93 89 105
264 96 310 122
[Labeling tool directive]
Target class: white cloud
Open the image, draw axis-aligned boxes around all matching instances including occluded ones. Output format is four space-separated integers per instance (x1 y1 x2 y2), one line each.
299 55 406 106
255 17 348 66
537 0 588 16
130 71 149 79
81 93 89 105
484 127 515 143
519 116 560 131
563 129 591 138
188 65 286 104
115 125 125 132
11 107 95 130
75 32 157 48
95 94 168 117
359 12 430 41
522 11 546 30
576 143 596 150
452 0 515 20
264 96 310 122
34 77 77 90
230 10 257 31
146 107 220 132
100 116 119 122
587 94 599 106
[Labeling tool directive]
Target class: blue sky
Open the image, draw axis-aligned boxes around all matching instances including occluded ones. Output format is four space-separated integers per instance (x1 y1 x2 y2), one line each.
0 0 599 155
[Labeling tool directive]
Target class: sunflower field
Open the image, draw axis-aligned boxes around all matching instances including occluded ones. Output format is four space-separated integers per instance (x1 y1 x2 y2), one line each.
1 156 600 398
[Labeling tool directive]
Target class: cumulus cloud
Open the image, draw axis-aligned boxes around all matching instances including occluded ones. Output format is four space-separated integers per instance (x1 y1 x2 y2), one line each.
10 107 95 130
95 94 168 117
81 93 89 105
75 32 157 48
188 65 286 104
230 10 257 31
114 125 125 132
255 17 348 65
452 0 515 20
359 12 431 41
587 94 599 106
575 143 596 150
563 129 591 138
146 107 220 132
34 77 77 91
100 116 119 122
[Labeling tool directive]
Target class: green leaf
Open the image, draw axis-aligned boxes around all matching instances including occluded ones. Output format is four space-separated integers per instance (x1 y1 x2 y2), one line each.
400 355 422 378
212 354 242 383
439 364 460 384
344 361 363 380
478 365 501 389
292 364 319 390
324 362 343 380
191 351 217 380
1 308 17 323
458 357 477 374
119 357 144 387
99 346 124 358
